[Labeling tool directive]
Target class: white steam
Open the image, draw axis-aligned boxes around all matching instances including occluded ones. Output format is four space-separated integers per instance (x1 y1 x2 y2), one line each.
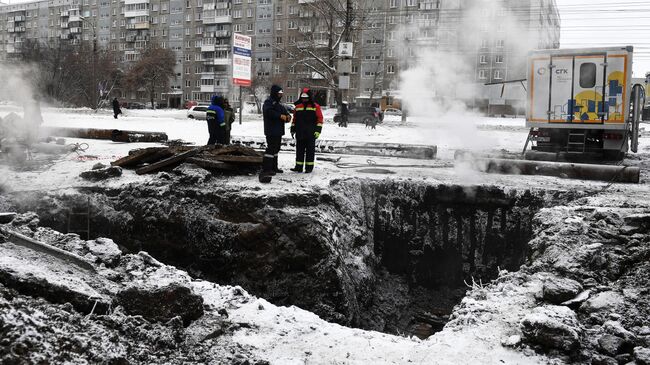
397 0 535 154
0 63 43 144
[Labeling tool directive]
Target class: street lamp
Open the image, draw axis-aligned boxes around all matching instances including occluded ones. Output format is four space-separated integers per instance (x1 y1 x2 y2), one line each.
79 15 98 110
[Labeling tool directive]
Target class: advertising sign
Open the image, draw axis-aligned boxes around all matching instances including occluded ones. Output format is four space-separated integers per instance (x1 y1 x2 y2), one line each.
232 33 252 87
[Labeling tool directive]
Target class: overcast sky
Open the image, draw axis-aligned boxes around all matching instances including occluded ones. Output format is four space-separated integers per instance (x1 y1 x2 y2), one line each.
555 0 650 78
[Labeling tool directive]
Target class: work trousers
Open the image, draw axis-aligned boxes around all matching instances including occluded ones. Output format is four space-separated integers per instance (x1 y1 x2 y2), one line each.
262 135 282 172
295 137 316 172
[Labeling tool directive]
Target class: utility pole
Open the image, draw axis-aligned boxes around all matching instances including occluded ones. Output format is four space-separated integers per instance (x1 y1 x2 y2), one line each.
81 16 98 111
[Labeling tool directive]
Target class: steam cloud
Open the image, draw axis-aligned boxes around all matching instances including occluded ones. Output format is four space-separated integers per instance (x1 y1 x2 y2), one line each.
397 0 534 155
0 63 43 144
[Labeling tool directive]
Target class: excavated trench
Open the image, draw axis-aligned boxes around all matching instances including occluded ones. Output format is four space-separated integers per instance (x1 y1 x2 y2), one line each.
11 177 576 338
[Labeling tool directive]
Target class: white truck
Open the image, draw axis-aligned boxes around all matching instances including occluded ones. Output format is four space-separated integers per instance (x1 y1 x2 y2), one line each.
526 46 643 159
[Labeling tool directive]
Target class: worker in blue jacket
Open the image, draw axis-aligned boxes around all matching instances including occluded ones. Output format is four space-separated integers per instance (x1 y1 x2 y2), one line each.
259 85 291 182
206 95 226 145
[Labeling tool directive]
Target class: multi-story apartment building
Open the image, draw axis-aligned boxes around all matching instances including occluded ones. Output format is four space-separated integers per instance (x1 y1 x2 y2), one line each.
0 0 559 111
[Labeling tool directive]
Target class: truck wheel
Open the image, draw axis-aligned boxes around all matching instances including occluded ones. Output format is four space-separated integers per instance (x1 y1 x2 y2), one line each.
188 115 195 119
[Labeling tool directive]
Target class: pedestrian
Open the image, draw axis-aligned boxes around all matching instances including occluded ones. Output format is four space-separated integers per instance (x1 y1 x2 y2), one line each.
223 98 236 145
290 88 323 173
112 98 122 119
339 101 349 128
206 95 226 145
259 84 291 183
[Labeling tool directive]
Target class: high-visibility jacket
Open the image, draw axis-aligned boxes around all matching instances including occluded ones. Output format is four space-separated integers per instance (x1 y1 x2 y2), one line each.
292 102 323 140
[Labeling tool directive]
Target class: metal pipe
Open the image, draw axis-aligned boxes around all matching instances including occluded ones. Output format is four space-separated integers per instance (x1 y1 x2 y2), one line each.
456 157 640 184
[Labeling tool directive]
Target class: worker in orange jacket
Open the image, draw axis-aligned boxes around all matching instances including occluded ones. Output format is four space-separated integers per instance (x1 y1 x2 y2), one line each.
290 88 323 173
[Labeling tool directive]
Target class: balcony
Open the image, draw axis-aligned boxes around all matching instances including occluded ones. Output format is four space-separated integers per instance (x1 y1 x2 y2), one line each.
134 21 150 29
61 22 69 28
8 27 25 33
201 44 229 52
299 26 311 33
202 15 231 24
202 3 215 10
125 9 149 18
60 33 70 39
13 16 25 22
61 10 69 17
125 0 149 4
201 44 215 52
70 27 81 33
200 85 215 93
203 57 230 65
69 15 81 22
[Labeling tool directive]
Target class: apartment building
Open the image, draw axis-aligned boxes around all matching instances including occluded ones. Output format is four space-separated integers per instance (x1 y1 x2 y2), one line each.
0 0 559 111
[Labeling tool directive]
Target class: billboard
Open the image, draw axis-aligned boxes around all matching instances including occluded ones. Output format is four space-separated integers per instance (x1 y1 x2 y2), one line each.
232 33 252 87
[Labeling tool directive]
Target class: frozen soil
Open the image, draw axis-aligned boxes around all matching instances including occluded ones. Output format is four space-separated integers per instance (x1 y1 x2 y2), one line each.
1 169 650 364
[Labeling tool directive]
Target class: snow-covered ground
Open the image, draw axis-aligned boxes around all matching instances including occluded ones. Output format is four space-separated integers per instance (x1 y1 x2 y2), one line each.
3 104 648 196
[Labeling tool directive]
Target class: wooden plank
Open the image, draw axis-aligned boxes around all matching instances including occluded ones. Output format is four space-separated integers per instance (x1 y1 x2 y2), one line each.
135 148 203 175
210 144 261 156
208 155 263 164
186 157 237 171
111 147 169 167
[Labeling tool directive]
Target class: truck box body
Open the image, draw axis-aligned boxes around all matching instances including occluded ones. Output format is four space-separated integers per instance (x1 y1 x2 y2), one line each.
527 46 633 130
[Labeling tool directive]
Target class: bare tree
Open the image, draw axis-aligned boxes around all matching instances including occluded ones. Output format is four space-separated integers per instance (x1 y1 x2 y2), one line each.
123 46 176 109
18 39 121 109
246 74 272 114
272 0 372 104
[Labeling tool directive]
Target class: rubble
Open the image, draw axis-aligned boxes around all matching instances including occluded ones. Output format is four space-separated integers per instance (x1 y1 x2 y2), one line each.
111 144 262 175
116 283 204 326
79 165 123 180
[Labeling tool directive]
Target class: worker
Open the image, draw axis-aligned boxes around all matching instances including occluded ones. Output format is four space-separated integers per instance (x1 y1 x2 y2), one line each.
290 88 323 173
112 98 122 119
206 95 226 145
340 101 348 128
260 84 291 182
223 98 236 145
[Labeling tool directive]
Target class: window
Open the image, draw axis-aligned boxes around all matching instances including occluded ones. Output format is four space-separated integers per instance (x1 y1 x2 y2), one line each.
387 65 395 74
480 39 488 48
479 55 487 64
406 0 416 7
233 9 241 18
389 0 398 8
494 70 502 80
387 48 393 58
478 70 487 79
496 39 505 47
246 8 252 17
247 23 253 32
233 24 242 32
580 63 596 88
495 55 503 63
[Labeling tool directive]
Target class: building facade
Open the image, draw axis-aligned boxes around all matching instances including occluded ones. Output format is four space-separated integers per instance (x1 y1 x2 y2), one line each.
0 0 559 110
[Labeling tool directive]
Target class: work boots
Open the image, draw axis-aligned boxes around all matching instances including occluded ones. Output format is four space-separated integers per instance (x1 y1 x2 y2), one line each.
273 156 283 174
305 164 314 173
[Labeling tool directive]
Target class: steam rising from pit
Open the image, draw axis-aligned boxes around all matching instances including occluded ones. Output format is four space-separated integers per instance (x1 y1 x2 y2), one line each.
0 63 44 144
397 0 535 155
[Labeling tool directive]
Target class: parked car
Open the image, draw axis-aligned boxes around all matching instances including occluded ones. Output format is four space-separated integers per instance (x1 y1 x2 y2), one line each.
383 108 402 116
187 105 210 120
125 102 147 109
333 106 384 126
283 103 296 113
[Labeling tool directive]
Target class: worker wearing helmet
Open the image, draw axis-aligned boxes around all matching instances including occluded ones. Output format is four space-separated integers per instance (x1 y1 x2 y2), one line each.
290 88 323 173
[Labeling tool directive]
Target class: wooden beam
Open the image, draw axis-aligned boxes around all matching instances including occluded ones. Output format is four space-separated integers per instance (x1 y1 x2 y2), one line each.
135 148 203 175
111 147 169 167
186 157 238 171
